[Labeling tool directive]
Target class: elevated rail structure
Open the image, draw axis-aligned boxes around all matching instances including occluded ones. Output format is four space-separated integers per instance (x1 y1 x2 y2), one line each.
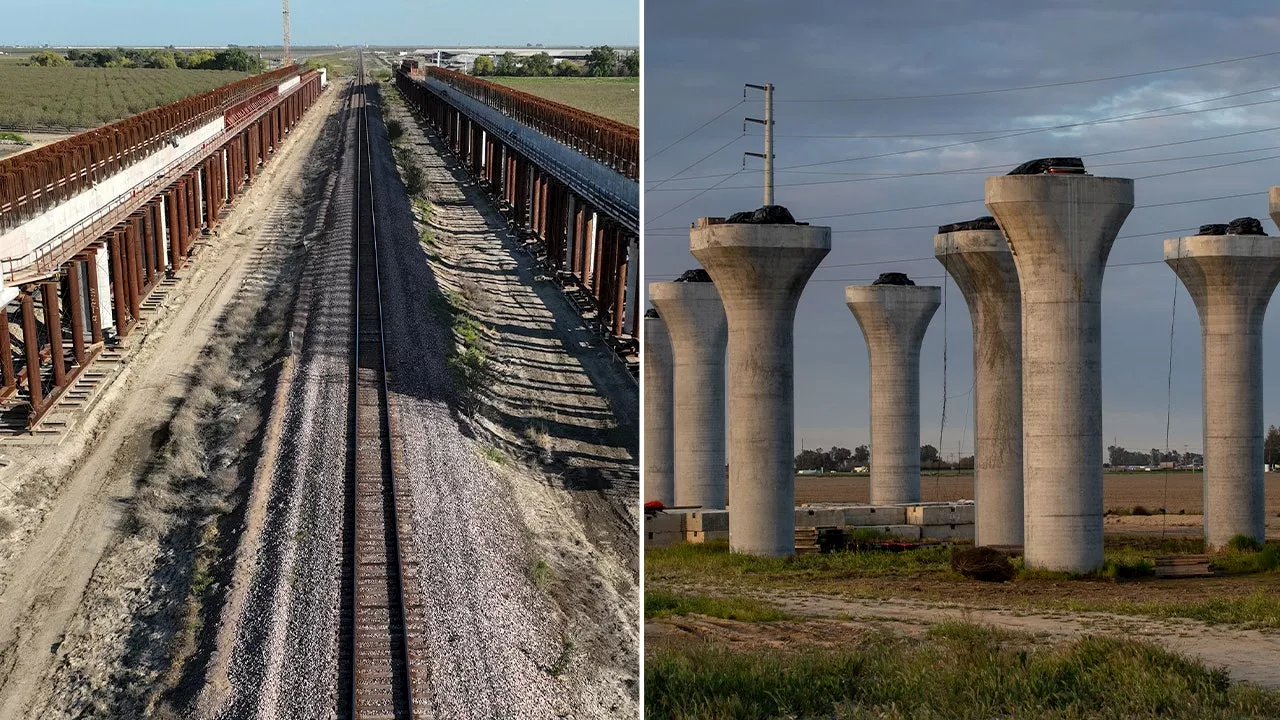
0 63 327 429
394 63 640 363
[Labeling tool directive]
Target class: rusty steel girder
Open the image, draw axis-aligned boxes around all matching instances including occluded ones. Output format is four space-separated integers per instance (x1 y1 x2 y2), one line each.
417 67 638 181
0 65 303 232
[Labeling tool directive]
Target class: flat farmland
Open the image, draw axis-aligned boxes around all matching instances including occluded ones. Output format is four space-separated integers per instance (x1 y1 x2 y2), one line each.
795 471 1280 534
488 76 638 126
0 65 248 131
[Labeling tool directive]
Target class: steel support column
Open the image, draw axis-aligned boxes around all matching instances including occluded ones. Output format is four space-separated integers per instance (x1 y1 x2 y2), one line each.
66 260 87 365
41 281 66 389
20 290 42 409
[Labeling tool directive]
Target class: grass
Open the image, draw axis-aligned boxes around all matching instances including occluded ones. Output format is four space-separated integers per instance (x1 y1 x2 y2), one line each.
549 638 575 678
645 589 792 622
0 131 27 143
0 65 247 130
646 540 956 585
531 558 553 590
645 622 1280 719
488 76 638 126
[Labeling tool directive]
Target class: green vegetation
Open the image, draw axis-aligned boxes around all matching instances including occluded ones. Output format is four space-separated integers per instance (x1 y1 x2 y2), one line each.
647 540 955 584
487 76 638 126
646 623 1280 719
549 638 575 677
1082 589 1280 629
57 47 264 72
531 558 552 590
303 52 354 78
472 46 637 79
0 65 247 130
0 132 27 144
645 590 792 622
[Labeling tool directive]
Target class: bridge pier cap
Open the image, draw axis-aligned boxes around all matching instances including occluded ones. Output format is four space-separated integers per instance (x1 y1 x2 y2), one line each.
844 280 940 505
690 213 831 557
985 171 1133 573
649 274 729 510
643 311 676 505
1165 211 1280 549
935 226 1024 547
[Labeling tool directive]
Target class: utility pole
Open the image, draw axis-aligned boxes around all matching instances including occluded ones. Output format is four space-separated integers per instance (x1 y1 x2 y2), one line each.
744 82 774 205
282 0 291 66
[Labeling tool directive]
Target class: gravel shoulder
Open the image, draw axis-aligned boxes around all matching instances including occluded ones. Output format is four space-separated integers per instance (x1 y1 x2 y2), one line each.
372 81 639 717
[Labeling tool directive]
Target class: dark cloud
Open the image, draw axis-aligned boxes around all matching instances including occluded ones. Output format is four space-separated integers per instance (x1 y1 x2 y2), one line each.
644 0 1280 455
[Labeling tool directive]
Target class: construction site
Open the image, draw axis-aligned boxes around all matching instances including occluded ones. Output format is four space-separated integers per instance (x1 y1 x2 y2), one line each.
642 4 1280 717
0 8 639 717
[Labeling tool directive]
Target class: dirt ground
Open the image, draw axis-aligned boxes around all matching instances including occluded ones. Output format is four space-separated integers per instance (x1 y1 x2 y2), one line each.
0 86 339 719
798 472 1280 514
0 131 76 160
647 590 1280 690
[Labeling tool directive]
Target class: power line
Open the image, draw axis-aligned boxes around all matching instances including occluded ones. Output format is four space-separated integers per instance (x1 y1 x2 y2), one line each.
646 99 744 161
646 168 746 225
779 48 1280 103
646 133 744 191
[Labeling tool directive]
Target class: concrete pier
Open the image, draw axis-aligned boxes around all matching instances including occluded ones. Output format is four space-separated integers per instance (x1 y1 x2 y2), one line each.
649 275 728 509
1165 217 1280 548
643 311 675 504
935 226 1024 546
986 172 1133 572
691 217 830 556
845 280 940 504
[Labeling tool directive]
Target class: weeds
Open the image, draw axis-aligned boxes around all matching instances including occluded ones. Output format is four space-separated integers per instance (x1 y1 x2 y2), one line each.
645 589 792 622
548 638 575 678
1228 534 1263 552
531 558 552 590
646 624 1280 719
385 119 403 143
480 444 507 465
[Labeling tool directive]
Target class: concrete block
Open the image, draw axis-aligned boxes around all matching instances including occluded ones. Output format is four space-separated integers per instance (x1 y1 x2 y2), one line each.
906 503 975 526
685 510 729 533
645 513 683 534
854 524 921 541
795 507 847 527
645 531 683 549
685 529 729 544
919 523 975 541
843 505 908 526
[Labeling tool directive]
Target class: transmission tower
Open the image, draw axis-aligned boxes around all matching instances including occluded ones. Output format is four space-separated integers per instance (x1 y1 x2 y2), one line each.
282 0 291 65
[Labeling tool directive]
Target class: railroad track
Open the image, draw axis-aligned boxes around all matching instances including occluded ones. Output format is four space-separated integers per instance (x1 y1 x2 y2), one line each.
342 52 426 720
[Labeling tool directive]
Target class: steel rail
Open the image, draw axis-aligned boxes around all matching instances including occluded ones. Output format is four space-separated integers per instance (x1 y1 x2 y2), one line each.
348 50 421 720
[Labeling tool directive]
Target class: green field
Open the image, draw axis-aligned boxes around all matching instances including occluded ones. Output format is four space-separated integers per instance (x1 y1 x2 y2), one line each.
488 76 638 127
0 65 248 131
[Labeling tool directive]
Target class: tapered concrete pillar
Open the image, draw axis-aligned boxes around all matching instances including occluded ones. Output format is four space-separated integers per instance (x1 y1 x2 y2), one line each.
1165 215 1280 548
987 171 1133 572
649 274 728 509
935 224 1024 546
691 216 830 556
644 310 675 505
845 280 940 504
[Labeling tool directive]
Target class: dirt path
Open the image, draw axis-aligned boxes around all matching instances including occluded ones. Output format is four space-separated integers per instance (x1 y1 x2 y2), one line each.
0 86 339 719
653 590 1280 690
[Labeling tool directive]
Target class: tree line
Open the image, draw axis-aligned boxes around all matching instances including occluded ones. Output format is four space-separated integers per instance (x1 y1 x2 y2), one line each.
26 47 265 73
472 46 638 78
794 445 974 472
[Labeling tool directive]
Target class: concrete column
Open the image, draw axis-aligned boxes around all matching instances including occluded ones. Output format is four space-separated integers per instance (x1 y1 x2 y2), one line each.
94 248 113 334
644 312 675 504
1165 220 1280 548
845 282 940 504
650 277 729 509
986 172 1133 572
691 218 830 556
935 227 1024 547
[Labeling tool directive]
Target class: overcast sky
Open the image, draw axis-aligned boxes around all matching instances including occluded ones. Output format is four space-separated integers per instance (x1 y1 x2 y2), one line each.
0 0 637 47
645 0 1280 460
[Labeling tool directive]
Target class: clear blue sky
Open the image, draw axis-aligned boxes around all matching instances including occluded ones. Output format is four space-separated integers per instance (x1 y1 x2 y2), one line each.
0 0 637 47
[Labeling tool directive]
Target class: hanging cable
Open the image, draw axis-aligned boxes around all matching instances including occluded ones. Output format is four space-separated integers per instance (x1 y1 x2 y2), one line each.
646 99 744 161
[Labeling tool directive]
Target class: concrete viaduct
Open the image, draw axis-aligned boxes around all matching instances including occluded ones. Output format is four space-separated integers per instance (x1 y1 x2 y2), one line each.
0 65 328 430
394 62 640 358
